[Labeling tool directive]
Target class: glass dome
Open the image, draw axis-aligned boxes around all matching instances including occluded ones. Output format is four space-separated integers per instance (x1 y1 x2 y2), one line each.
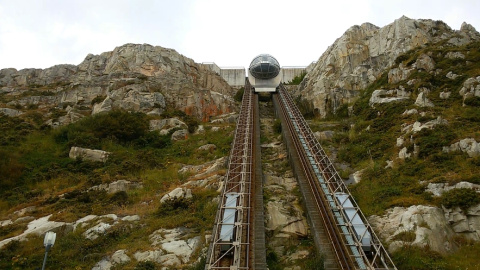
249 54 280 80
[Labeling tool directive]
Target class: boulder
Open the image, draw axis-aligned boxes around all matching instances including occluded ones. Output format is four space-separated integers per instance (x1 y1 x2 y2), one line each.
0 107 23 117
369 88 410 106
160 187 193 204
439 91 451 99
388 64 413 84
443 138 480 157
84 222 112 240
369 205 456 254
415 92 434 107
149 228 201 263
69 147 110 162
89 180 143 194
445 51 465 59
197 144 216 152
171 129 188 141
426 182 480 197
459 76 480 100
446 71 459 80
0 215 68 249
415 53 435 72
149 118 187 133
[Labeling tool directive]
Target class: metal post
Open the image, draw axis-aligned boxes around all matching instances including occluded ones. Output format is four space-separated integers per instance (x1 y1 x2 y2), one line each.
41 245 51 270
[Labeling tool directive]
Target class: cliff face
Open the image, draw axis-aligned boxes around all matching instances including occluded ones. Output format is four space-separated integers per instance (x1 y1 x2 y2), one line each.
0 43 236 123
297 16 480 117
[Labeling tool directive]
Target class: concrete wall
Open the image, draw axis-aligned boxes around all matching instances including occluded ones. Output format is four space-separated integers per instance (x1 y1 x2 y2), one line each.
202 62 221 75
281 67 306 83
220 68 246 87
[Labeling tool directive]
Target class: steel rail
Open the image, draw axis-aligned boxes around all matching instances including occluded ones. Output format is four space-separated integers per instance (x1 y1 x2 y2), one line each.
206 79 255 270
276 84 397 270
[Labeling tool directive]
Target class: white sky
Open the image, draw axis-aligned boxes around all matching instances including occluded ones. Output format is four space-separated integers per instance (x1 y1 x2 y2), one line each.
0 0 479 70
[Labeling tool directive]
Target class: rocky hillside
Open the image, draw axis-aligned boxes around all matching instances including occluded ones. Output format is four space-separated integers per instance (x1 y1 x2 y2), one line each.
297 16 480 117
302 17 480 269
0 43 236 124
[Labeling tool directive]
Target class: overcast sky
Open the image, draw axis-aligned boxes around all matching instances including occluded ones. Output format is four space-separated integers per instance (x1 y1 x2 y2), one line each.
0 0 479 70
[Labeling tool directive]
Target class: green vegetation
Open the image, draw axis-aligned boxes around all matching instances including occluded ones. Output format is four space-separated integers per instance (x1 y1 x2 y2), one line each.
0 108 234 269
441 188 480 211
307 40 480 268
234 87 244 102
285 71 307 85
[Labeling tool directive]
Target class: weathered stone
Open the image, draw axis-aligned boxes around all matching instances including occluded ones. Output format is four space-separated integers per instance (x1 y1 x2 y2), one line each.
427 182 480 197
111 250 131 265
69 147 110 162
446 71 459 80
388 64 414 84
92 258 112 270
84 222 112 240
369 89 410 106
439 91 451 99
171 129 188 141
415 92 434 107
369 205 456 254
0 108 23 117
0 215 68 249
443 138 480 157
297 16 479 117
160 187 193 204
402 108 418 115
197 144 216 152
415 54 435 72
149 118 187 132
445 51 465 59
399 147 411 160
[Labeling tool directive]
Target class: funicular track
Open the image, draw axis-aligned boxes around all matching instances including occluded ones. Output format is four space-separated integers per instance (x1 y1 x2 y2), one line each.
207 78 396 269
273 84 397 270
206 79 266 269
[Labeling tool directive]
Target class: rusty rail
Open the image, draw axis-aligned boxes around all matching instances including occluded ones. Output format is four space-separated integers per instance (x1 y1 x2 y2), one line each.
275 84 397 270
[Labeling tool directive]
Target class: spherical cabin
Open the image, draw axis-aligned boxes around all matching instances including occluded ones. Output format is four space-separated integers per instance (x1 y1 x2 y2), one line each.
248 54 282 92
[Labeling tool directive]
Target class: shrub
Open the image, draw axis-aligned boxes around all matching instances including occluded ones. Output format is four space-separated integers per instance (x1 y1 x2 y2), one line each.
135 261 157 270
234 87 244 102
464 96 480 107
441 188 480 210
273 119 282 134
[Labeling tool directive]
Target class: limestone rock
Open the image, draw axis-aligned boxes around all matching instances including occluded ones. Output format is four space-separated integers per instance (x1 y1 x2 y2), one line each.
459 76 480 101
444 204 480 240
149 228 201 263
369 88 410 106
426 182 480 197
439 91 451 99
415 54 435 72
89 180 143 194
0 215 67 249
443 138 480 157
369 205 455 254
111 250 131 265
149 118 187 133
445 52 465 59
399 147 411 160
0 108 24 117
92 258 112 270
197 144 216 152
84 222 112 240
297 16 479 117
415 92 434 107
160 187 193 203
171 129 188 141
0 43 237 124
388 64 413 84
69 147 110 162
402 116 448 134
446 71 459 80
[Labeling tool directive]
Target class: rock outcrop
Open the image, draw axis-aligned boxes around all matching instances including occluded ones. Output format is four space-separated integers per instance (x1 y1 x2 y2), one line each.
297 16 480 117
69 146 110 162
0 43 236 124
